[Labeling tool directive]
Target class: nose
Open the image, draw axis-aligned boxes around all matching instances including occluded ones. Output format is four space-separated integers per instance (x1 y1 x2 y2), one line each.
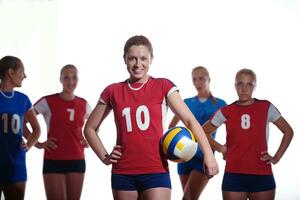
134 58 141 67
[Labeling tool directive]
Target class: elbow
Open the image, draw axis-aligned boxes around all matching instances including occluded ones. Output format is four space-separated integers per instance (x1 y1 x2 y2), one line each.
289 128 294 140
83 124 94 139
83 126 89 138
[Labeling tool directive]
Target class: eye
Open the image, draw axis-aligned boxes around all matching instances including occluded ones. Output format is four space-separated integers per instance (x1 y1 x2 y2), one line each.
140 56 148 61
127 56 135 61
72 75 78 80
63 76 71 81
247 82 254 87
236 82 243 87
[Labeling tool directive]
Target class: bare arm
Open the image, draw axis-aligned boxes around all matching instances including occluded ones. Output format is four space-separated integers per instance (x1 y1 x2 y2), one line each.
83 102 121 165
261 116 294 164
23 108 41 151
168 115 180 129
202 121 227 159
167 91 218 176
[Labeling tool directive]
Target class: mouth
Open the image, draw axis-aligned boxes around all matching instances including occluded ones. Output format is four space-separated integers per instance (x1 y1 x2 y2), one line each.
132 68 144 74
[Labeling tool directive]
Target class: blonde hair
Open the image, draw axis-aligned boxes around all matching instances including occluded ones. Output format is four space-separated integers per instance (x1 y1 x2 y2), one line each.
60 64 77 76
235 68 257 85
192 66 217 104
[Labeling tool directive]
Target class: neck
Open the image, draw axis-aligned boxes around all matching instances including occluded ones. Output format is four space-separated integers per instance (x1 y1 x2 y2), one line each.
237 98 254 106
0 81 14 92
128 75 149 84
197 90 210 98
59 91 75 101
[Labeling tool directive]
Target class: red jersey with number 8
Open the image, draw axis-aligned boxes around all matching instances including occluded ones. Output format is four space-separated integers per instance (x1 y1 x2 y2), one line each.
211 99 281 175
100 77 178 174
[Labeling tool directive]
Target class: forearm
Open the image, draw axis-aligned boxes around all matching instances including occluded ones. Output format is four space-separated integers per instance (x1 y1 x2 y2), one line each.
273 130 293 163
205 133 224 153
26 129 40 149
84 127 108 162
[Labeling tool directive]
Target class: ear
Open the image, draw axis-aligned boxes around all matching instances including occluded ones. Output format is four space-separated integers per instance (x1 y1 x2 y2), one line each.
7 68 15 79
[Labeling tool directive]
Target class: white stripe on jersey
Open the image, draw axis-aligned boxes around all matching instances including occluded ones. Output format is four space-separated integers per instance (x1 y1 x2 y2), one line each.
161 97 168 131
34 98 52 132
167 86 178 97
265 103 282 143
162 86 178 130
211 109 226 127
85 102 92 119
98 97 106 105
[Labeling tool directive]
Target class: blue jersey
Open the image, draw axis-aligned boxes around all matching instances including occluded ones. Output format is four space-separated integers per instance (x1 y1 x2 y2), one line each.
184 96 226 158
0 91 32 183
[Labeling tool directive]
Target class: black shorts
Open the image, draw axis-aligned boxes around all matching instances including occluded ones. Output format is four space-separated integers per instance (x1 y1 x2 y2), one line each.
222 172 276 192
43 159 86 174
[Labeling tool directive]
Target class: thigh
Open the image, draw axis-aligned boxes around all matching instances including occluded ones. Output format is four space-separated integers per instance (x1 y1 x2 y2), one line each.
222 191 248 200
183 170 209 200
141 187 171 200
43 174 67 200
2 181 26 200
138 173 171 192
179 175 189 190
66 173 85 200
249 190 275 200
112 190 139 200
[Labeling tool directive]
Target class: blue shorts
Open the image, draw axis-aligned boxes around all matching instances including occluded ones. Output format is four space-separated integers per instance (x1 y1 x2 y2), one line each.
111 173 171 192
177 156 204 175
222 173 276 192
0 164 27 184
43 159 86 174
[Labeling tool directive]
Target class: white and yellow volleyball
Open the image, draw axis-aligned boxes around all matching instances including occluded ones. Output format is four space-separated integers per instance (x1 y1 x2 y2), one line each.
161 126 198 163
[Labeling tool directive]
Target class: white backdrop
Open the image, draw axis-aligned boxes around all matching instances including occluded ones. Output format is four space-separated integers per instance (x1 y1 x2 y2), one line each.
0 0 299 199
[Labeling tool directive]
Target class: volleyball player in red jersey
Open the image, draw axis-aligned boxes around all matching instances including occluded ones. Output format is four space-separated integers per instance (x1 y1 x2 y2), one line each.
203 68 293 200
84 35 218 200
26 65 91 200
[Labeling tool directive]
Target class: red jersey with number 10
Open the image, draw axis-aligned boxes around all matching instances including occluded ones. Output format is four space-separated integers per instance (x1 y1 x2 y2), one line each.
34 94 91 160
211 99 281 175
100 77 178 175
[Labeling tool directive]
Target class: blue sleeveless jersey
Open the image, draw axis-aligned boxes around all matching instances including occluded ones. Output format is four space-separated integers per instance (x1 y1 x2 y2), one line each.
0 91 32 183
184 96 226 158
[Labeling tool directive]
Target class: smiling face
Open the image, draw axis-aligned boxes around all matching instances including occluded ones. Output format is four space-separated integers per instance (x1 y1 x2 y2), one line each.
124 45 152 83
235 71 256 104
60 66 78 94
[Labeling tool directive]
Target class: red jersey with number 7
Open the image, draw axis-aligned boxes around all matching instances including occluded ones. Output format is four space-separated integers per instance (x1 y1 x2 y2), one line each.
34 94 92 160
100 77 178 175
210 99 281 175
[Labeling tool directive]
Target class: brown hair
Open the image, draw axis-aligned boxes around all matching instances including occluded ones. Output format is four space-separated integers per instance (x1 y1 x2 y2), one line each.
235 68 257 85
0 56 22 80
123 35 153 59
192 66 217 105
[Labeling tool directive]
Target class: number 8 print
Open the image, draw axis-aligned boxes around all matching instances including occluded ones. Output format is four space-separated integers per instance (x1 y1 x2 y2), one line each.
241 114 251 129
